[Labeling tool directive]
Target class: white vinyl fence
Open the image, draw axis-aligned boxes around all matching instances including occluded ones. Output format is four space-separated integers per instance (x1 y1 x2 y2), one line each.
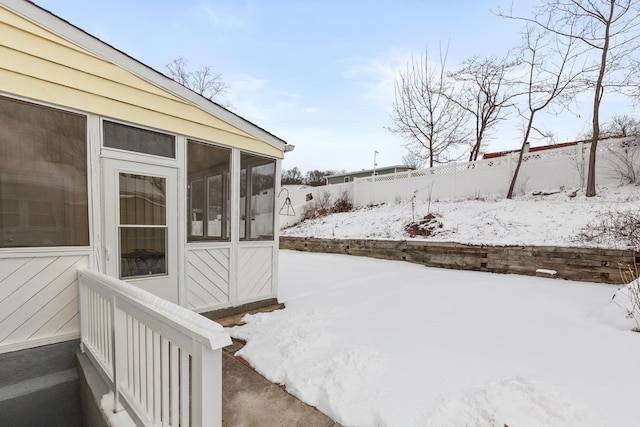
78 269 231 427
279 138 638 228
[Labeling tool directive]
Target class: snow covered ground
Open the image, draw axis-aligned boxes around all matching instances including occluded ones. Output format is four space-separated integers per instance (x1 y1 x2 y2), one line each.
280 185 640 248
229 185 640 426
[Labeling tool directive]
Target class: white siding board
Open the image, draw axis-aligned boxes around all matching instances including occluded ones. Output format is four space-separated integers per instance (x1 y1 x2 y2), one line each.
0 258 29 282
0 257 58 317
0 256 79 340
0 255 87 349
34 296 79 338
188 254 228 298
0 255 77 313
186 248 230 310
191 250 229 291
186 289 208 311
237 247 273 301
0 257 55 302
6 277 77 342
187 265 225 303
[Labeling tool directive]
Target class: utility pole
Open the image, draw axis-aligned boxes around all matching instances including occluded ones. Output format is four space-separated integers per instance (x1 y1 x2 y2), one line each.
373 150 379 177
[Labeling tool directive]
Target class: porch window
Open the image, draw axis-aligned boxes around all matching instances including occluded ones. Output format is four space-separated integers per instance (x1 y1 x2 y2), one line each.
0 96 89 248
240 153 276 241
103 120 175 158
187 141 231 241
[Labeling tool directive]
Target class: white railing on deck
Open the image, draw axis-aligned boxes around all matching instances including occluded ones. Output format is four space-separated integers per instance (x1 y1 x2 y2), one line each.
78 269 231 427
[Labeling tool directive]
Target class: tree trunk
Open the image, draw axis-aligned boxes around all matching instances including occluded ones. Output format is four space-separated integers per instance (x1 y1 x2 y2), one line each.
507 113 535 199
585 0 614 198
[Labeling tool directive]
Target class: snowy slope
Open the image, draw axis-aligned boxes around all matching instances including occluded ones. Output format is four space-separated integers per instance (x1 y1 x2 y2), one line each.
281 185 640 248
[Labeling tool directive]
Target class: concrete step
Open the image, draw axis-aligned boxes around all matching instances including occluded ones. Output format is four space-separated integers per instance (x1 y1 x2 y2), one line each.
0 341 82 427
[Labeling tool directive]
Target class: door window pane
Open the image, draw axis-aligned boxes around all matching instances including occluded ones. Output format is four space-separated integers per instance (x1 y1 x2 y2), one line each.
104 120 175 158
119 174 166 225
187 141 231 241
120 228 166 278
0 96 89 247
240 153 276 241
119 173 167 278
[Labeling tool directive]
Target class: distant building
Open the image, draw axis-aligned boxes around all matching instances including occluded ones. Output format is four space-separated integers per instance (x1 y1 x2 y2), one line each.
324 165 415 185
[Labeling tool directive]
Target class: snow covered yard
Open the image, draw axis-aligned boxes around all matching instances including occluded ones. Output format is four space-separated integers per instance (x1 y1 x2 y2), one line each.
229 250 640 427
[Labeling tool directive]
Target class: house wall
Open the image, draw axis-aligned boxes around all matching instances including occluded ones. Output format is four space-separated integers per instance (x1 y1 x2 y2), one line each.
0 4 282 159
326 167 412 185
0 3 281 353
0 252 89 353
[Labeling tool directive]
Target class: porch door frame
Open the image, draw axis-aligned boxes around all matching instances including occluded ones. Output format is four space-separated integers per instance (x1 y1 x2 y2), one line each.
102 157 180 304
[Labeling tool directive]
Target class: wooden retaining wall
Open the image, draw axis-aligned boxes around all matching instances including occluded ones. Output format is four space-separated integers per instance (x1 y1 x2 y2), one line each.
279 237 639 284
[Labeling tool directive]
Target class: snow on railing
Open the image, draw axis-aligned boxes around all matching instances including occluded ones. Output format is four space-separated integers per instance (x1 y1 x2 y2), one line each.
78 269 231 427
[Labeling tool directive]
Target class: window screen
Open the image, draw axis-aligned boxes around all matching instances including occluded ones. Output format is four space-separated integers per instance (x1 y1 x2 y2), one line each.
240 153 276 241
0 96 89 247
187 141 231 241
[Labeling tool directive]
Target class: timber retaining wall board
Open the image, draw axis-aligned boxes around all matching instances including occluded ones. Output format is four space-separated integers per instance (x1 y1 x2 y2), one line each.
280 237 638 284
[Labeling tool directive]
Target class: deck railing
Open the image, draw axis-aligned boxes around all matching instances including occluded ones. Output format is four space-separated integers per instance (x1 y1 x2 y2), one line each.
78 269 231 427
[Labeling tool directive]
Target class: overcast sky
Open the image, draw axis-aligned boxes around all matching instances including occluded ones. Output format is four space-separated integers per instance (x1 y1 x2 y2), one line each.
34 0 637 173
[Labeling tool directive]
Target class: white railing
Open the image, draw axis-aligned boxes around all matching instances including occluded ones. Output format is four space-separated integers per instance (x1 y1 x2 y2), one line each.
78 269 231 427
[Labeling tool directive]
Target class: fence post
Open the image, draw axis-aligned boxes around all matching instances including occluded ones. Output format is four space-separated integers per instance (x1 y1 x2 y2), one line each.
451 163 457 199
353 178 358 207
577 142 584 188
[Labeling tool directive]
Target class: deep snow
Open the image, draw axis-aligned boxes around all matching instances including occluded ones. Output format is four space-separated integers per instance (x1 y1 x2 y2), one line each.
230 185 640 427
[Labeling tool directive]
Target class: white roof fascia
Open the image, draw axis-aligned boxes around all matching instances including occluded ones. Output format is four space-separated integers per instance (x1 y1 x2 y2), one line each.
2 0 287 152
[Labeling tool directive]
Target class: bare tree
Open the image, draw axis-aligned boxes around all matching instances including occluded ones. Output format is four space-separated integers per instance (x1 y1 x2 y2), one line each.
281 167 304 185
507 25 588 198
448 54 521 161
601 114 640 137
304 169 336 186
498 1 640 197
401 149 429 170
387 46 468 168
166 57 232 107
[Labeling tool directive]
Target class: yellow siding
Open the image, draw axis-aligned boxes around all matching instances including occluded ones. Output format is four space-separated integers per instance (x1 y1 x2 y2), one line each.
0 7 283 158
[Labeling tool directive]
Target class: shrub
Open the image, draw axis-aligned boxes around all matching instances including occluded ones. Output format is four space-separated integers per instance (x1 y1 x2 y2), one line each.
575 209 640 250
606 138 640 185
406 213 443 237
332 190 353 213
302 189 353 220
613 261 640 332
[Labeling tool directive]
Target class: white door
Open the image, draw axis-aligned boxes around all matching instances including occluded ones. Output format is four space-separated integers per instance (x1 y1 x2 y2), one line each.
103 158 179 303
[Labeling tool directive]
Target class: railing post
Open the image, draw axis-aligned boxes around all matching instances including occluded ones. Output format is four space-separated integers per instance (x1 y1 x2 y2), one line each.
112 297 125 413
191 344 222 427
78 278 88 353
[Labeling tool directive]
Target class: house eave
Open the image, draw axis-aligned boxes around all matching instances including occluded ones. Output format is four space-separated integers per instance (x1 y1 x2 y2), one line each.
2 0 288 153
